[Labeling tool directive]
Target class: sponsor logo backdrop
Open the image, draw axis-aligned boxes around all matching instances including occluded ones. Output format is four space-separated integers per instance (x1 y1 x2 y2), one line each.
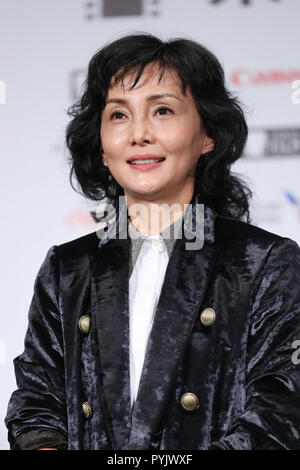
0 0 299 449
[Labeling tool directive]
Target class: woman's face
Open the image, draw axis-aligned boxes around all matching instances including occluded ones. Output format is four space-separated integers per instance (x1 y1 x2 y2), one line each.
100 62 214 203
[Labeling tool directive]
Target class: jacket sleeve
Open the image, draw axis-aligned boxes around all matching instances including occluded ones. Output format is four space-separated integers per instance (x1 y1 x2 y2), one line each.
209 237 300 450
4 245 68 450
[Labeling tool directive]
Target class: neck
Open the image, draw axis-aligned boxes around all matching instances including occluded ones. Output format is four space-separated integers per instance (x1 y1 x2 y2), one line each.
125 186 196 237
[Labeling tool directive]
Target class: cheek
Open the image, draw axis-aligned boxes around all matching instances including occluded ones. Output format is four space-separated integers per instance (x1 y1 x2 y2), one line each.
157 123 199 156
156 124 187 152
101 126 127 156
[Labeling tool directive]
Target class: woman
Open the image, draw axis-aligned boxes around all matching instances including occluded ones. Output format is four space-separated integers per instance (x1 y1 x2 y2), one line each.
5 33 300 450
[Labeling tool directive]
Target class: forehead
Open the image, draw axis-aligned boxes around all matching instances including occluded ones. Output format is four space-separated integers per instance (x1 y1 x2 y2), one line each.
107 63 186 97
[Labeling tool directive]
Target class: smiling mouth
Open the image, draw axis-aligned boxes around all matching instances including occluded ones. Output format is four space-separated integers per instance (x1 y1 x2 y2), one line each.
127 158 165 165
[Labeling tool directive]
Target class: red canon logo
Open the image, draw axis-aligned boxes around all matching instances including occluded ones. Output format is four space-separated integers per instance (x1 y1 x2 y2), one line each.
231 68 300 86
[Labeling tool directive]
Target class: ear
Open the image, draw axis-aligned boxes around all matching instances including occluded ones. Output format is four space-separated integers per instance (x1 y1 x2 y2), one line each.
201 134 215 154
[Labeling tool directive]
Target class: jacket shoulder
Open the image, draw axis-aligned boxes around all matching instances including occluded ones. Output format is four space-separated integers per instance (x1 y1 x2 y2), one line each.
56 230 101 261
215 214 298 250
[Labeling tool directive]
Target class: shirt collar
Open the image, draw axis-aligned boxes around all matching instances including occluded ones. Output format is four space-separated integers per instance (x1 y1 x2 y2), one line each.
127 213 184 269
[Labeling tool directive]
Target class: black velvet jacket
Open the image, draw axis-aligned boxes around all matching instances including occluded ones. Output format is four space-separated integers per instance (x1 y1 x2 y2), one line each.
4 195 300 450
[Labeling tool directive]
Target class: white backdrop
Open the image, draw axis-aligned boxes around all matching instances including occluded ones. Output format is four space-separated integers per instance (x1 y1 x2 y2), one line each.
0 0 299 449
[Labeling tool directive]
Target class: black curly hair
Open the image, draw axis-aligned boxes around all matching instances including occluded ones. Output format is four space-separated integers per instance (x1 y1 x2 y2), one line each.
66 33 252 222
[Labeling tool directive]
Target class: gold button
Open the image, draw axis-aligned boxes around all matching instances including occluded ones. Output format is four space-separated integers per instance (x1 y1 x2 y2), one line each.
78 315 91 334
200 307 216 326
82 402 93 419
180 392 199 411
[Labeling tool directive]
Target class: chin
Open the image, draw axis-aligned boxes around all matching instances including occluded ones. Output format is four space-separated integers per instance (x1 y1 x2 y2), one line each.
126 187 163 198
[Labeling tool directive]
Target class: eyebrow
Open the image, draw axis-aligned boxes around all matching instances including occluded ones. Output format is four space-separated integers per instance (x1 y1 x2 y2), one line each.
105 93 184 105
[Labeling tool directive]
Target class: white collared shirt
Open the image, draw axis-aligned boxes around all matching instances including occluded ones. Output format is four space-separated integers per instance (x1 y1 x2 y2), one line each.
129 232 169 409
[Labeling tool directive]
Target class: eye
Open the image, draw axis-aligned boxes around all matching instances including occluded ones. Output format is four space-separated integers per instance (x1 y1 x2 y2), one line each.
155 106 173 116
110 111 126 120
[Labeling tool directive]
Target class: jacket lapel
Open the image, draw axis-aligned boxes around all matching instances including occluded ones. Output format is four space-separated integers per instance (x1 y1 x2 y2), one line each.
90 195 219 450
127 199 219 449
90 200 132 450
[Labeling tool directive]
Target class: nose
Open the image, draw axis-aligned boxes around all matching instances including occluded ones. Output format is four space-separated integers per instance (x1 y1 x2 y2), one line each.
130 117 155 146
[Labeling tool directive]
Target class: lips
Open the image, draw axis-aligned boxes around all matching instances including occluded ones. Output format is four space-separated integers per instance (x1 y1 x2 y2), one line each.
128 158 165 165
127 154 166 164
127 156 166 171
